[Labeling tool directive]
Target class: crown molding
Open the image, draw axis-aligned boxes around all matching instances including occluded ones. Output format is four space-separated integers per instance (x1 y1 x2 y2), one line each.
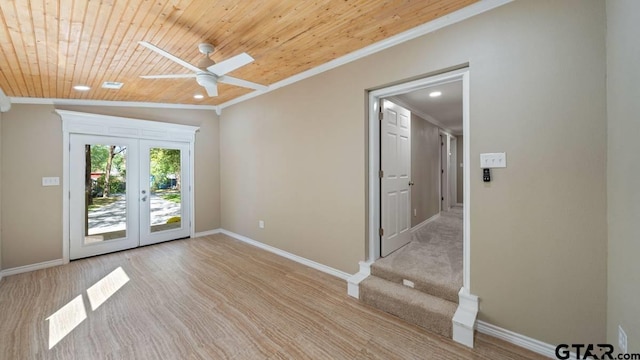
9 97 219 111
217 0 512 112
0 87 11 112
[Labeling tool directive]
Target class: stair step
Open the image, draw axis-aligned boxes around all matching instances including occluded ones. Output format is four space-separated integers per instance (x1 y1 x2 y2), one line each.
360 276 457 338
371 261 460 304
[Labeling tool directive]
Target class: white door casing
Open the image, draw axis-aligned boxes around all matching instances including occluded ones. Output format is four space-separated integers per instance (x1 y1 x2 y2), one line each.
367 68 471 289
381 99 412 257
59 110 199 262
367 69 477 348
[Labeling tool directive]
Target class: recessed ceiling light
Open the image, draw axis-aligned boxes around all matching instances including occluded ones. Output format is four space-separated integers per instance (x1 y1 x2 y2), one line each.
73 85 91 91
193 94 204 99
429 91 442 98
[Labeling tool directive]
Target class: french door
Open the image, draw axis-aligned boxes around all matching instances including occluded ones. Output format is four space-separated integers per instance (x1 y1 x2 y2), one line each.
69 134 191 260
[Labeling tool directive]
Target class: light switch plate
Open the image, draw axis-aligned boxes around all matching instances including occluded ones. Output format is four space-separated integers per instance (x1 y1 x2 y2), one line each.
42 177 60 186
259 220 265 229
480 152 507 168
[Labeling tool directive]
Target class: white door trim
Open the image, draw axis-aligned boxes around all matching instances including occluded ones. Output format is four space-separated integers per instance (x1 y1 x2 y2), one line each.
367 68 472 292
57 110 199 263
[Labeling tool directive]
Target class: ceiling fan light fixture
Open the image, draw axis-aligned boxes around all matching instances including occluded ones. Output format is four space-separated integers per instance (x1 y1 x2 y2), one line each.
197 57 215 69
139 41 261 97
196 73 217 88
196 43 216 69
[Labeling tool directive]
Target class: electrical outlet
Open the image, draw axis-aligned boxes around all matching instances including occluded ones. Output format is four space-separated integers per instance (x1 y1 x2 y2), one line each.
619 325 628 353
402 279 415 288
259 220 264 229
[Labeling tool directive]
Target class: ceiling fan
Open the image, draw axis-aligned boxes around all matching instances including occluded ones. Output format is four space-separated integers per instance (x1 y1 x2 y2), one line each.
138 41 267 97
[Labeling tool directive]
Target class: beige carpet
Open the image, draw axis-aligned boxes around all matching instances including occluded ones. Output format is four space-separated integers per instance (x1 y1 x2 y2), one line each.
371 205 463 303
360 276 457 338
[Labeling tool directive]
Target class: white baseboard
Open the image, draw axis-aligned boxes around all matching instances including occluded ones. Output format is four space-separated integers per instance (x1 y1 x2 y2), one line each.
411 213 440 233
477 321 572 359
219 229 352 281
0 258 65 278
194 228 222 237
347 261 372 298
452 288 479 348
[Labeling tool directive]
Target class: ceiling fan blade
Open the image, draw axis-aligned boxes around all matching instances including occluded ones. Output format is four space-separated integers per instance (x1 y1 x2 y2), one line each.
138 41 201 73
204 84 218 97
206 53 254 76
218 76 268 91
140 74 197 79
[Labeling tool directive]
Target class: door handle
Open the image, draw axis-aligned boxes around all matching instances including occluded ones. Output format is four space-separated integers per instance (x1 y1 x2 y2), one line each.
141 196 147 202
409 181 415 186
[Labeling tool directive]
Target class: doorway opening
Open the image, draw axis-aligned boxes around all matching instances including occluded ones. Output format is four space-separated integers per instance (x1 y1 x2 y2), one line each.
368 69 470 290
362 69 476 345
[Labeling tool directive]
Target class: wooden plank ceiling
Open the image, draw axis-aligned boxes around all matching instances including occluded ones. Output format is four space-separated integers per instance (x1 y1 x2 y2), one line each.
0 0 477 106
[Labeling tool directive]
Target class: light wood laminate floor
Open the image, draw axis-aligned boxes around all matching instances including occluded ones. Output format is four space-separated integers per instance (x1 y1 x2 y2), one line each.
0 234 545 359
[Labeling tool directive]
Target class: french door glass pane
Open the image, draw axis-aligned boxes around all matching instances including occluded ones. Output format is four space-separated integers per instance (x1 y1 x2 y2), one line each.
85 144 127 244
149 148 182 233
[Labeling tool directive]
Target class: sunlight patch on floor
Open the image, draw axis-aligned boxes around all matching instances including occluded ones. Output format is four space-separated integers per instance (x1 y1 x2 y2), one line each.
46 295 87 349
46 267 130 349
86 267 130 311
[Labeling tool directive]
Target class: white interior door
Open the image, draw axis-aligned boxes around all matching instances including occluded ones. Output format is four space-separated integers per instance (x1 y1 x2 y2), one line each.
381 99 412 257
70 136 191 259
139 140 191 246
69 135 140 259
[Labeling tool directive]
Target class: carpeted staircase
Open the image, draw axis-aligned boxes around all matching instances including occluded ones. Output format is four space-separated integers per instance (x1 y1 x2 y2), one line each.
359 206 463 338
